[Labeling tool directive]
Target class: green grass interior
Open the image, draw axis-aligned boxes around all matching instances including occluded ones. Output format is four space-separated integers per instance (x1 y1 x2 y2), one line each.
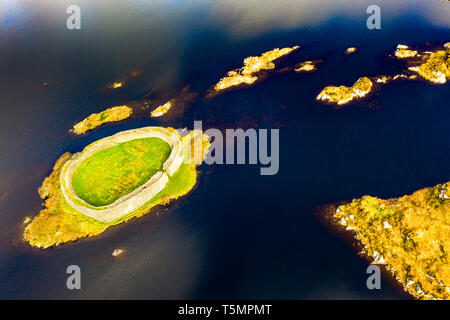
71 137 171 206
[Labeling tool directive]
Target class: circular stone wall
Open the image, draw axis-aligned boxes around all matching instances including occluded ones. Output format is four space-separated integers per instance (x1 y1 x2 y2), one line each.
60 127 184 223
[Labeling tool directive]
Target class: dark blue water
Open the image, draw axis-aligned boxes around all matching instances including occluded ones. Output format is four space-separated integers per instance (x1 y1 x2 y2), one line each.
0 0 448 299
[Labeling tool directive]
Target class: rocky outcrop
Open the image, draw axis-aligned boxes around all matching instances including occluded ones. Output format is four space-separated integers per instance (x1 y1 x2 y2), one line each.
332 183 450 299
151 101 172 117
23 129 210 248
408 43 450 84
344 47 358 55
72 106 132 135
317 77 373 105
395 44 418 58
294 61 318 72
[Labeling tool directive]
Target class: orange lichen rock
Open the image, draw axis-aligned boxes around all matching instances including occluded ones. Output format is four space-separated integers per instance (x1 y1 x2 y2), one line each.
294 61 317 72
110 82 123 89
214 46 300 91
23 129 210 249
72 105 132 135
23 152 106 248
408 43 450 84
334 182 450 299
395 44 418 59
151 101 172 118
316 77 373 105
214 71 258 90
375 75 390 84
344 47 358 55
149 86 198 118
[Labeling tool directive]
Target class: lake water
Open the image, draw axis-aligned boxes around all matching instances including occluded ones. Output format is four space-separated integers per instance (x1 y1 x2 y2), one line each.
0 0 449 299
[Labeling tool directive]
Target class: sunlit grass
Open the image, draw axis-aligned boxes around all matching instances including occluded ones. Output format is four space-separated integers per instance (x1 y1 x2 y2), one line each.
72 137 171 206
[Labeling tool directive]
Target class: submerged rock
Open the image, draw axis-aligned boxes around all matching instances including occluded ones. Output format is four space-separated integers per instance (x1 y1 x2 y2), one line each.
112 248 125 257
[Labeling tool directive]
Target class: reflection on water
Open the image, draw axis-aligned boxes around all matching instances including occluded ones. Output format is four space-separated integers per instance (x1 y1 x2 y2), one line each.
0 0 449 299
3 0 450 33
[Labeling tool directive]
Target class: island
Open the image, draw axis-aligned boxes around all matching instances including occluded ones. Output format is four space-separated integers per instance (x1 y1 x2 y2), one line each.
408 42 450 84
316 42 449 107
316 76 373 105
213 46 300 92
294 60 318 72
151 101 172 118
72 105 132 135
327 182 450 299
344 47 358 55
112 248 125 257
24 127 210 248
109 82 123 89
148 86 197 118
394 44 418 59
105 70 142 90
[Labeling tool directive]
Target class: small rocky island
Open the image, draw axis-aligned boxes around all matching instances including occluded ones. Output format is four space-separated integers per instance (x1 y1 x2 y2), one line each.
148 85 197 118
72 105 132 134
213 46 300 91
316 77 373 105
151 101 172 118
316 42 449 107
394 44 419 59
384 42 450 85
344 47 358 55
294 60 319 72
328 182 450 299
408 42 450 84
24 127 210 248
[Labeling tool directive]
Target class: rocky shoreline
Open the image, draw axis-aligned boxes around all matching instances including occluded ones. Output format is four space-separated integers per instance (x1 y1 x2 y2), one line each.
23 128 210 248
319 183 450 300
72 105 132 135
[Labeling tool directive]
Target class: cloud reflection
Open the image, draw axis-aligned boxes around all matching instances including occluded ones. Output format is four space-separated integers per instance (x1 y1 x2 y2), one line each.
208 0 450 38
2 0 448 37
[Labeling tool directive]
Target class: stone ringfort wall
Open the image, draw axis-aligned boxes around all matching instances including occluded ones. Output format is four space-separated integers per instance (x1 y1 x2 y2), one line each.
60 127 184 223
